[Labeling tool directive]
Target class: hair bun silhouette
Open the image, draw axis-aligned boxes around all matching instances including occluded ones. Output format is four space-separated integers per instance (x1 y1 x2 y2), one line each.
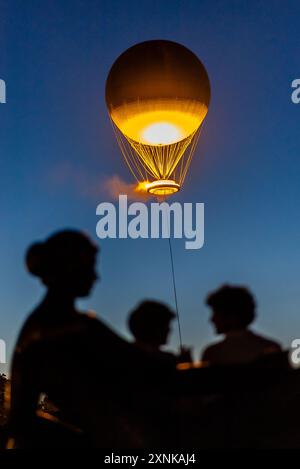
26 242 46 277
25 230 98 282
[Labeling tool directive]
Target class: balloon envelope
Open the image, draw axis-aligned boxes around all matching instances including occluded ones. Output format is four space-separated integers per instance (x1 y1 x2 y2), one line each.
105 40 210 195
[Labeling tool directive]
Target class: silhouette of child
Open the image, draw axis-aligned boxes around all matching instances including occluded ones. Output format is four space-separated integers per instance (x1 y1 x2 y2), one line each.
201 284 282 366
128 300 192 364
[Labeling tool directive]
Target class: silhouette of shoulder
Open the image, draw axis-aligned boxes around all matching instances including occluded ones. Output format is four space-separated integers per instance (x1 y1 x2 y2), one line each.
202 329 281 365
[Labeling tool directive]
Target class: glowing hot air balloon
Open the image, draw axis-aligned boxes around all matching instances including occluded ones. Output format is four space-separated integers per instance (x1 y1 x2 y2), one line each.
105 40 210 196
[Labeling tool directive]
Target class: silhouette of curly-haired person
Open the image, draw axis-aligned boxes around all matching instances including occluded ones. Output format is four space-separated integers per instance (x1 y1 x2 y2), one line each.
201 284 281 366
9 230 172 448
128 300 192 365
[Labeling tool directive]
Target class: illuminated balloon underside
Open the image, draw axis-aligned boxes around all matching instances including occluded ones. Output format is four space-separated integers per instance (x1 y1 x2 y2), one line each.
112 118 202 195
106 40 211 196
110 101 207 195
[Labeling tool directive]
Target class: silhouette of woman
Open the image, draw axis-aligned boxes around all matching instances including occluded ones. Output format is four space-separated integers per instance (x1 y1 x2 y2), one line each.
9 230 174 448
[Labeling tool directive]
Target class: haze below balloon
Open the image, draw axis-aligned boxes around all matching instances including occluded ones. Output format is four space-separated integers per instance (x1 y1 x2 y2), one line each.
1 0 300 374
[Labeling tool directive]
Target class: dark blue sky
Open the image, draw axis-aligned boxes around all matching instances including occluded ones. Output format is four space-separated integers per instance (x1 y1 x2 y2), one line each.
1 0 300 374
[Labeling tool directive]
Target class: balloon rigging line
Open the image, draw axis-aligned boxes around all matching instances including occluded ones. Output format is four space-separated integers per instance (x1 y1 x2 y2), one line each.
168 236 183 352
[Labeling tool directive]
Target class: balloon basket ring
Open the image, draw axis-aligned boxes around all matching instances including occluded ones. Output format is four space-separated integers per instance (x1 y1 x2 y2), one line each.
146 180 180 196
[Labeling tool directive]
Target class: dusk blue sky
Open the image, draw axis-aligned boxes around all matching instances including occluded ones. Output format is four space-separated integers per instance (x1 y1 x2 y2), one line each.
1 0 300 374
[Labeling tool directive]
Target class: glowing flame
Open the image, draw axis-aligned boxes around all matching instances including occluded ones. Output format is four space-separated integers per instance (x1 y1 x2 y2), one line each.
134 181 150 193
141 122 183 145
